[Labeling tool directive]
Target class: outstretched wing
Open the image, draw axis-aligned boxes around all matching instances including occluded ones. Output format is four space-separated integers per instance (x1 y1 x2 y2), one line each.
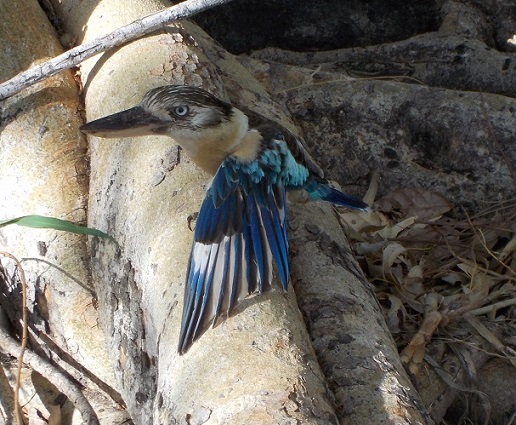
178 156 289 354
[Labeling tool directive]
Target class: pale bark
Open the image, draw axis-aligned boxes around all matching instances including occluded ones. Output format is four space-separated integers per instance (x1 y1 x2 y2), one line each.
58 0 428 422
0 1 123 423
0 0 236 101
233 1 516 422
63 0 342 423
0 0 438 423
289 203 431 424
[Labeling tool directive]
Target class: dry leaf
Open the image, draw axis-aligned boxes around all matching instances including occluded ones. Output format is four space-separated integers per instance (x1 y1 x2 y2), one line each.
47 403 62 425
441 271 466 285
404 265 426 298
375 188 453 221
465 314 516 367
377 293 405 334
376 216 417 239
339 209 388 234
382 243 407 279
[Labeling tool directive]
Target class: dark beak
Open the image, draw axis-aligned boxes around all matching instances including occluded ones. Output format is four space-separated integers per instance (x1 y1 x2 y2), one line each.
80 106 167 138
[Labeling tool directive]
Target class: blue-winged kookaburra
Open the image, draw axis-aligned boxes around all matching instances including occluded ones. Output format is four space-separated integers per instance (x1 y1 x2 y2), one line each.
80 85 367 354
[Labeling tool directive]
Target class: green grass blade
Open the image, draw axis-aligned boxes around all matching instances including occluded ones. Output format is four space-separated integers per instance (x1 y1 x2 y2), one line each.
0 215 116 243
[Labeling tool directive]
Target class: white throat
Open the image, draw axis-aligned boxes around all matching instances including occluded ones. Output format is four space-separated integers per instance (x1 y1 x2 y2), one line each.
171 107 251 175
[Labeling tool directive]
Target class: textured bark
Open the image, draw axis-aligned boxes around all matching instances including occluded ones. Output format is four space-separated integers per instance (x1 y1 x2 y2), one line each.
0 0 238 101
289 203 431 424
229 1 516 422
50 0 429 422
55 0 350 423
237 2 516 210
6 0 507 423
285 81 515 211
0 1 122 423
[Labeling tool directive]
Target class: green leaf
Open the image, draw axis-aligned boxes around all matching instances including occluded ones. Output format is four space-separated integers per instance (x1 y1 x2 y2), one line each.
0 215 116 243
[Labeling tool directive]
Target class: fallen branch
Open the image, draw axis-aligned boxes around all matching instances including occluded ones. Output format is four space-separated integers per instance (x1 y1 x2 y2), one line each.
0 327 100 425
0 253 27 425
0 0 235 100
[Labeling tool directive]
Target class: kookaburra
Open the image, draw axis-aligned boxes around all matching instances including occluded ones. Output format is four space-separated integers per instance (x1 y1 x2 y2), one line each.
80 85 367 354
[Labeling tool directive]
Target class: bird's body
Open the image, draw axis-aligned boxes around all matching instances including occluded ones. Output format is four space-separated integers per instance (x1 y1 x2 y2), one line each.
81 85 367 354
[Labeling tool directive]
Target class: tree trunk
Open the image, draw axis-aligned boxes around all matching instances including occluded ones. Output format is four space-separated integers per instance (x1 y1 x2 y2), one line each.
50 0 428 423
0 1 121 423
6 0 511 423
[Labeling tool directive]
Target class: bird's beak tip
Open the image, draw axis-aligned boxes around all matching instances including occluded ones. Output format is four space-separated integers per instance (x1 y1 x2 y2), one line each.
80 106 166 138
79 121 99 134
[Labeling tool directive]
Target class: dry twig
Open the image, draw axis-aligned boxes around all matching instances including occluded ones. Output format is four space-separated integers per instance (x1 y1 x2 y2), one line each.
0 0 235 100
0 252 28 425
0 328 100 425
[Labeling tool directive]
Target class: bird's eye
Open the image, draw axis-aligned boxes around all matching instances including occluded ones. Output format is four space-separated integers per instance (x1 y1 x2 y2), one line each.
173 105 189 117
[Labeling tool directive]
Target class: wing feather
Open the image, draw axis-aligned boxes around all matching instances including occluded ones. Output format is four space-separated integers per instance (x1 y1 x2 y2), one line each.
262 188 289 288
178 156 289 354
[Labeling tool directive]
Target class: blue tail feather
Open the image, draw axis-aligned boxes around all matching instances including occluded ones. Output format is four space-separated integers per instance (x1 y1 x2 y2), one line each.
305 180 368 210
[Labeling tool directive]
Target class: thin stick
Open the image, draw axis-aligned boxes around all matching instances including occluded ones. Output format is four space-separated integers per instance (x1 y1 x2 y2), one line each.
0 252 28 425
469 298 516 316
0 0 235 100
0 326 101 424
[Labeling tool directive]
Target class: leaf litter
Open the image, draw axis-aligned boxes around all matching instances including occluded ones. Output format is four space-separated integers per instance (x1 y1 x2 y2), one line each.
340 186 516 421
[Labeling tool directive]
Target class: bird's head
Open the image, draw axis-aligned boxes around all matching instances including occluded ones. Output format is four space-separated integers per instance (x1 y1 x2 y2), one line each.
80 85 236 142
81 85 257 174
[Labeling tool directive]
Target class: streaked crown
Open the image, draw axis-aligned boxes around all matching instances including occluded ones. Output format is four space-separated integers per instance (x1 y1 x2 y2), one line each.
141 85 233 130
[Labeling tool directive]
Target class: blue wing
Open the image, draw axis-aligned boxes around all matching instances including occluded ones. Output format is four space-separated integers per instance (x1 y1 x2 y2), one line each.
178 157 289 354
177 129 367 353
247 118 368 210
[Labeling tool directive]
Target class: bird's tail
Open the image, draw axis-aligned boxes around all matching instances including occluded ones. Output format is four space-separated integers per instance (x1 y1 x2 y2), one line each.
305 180 368 210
